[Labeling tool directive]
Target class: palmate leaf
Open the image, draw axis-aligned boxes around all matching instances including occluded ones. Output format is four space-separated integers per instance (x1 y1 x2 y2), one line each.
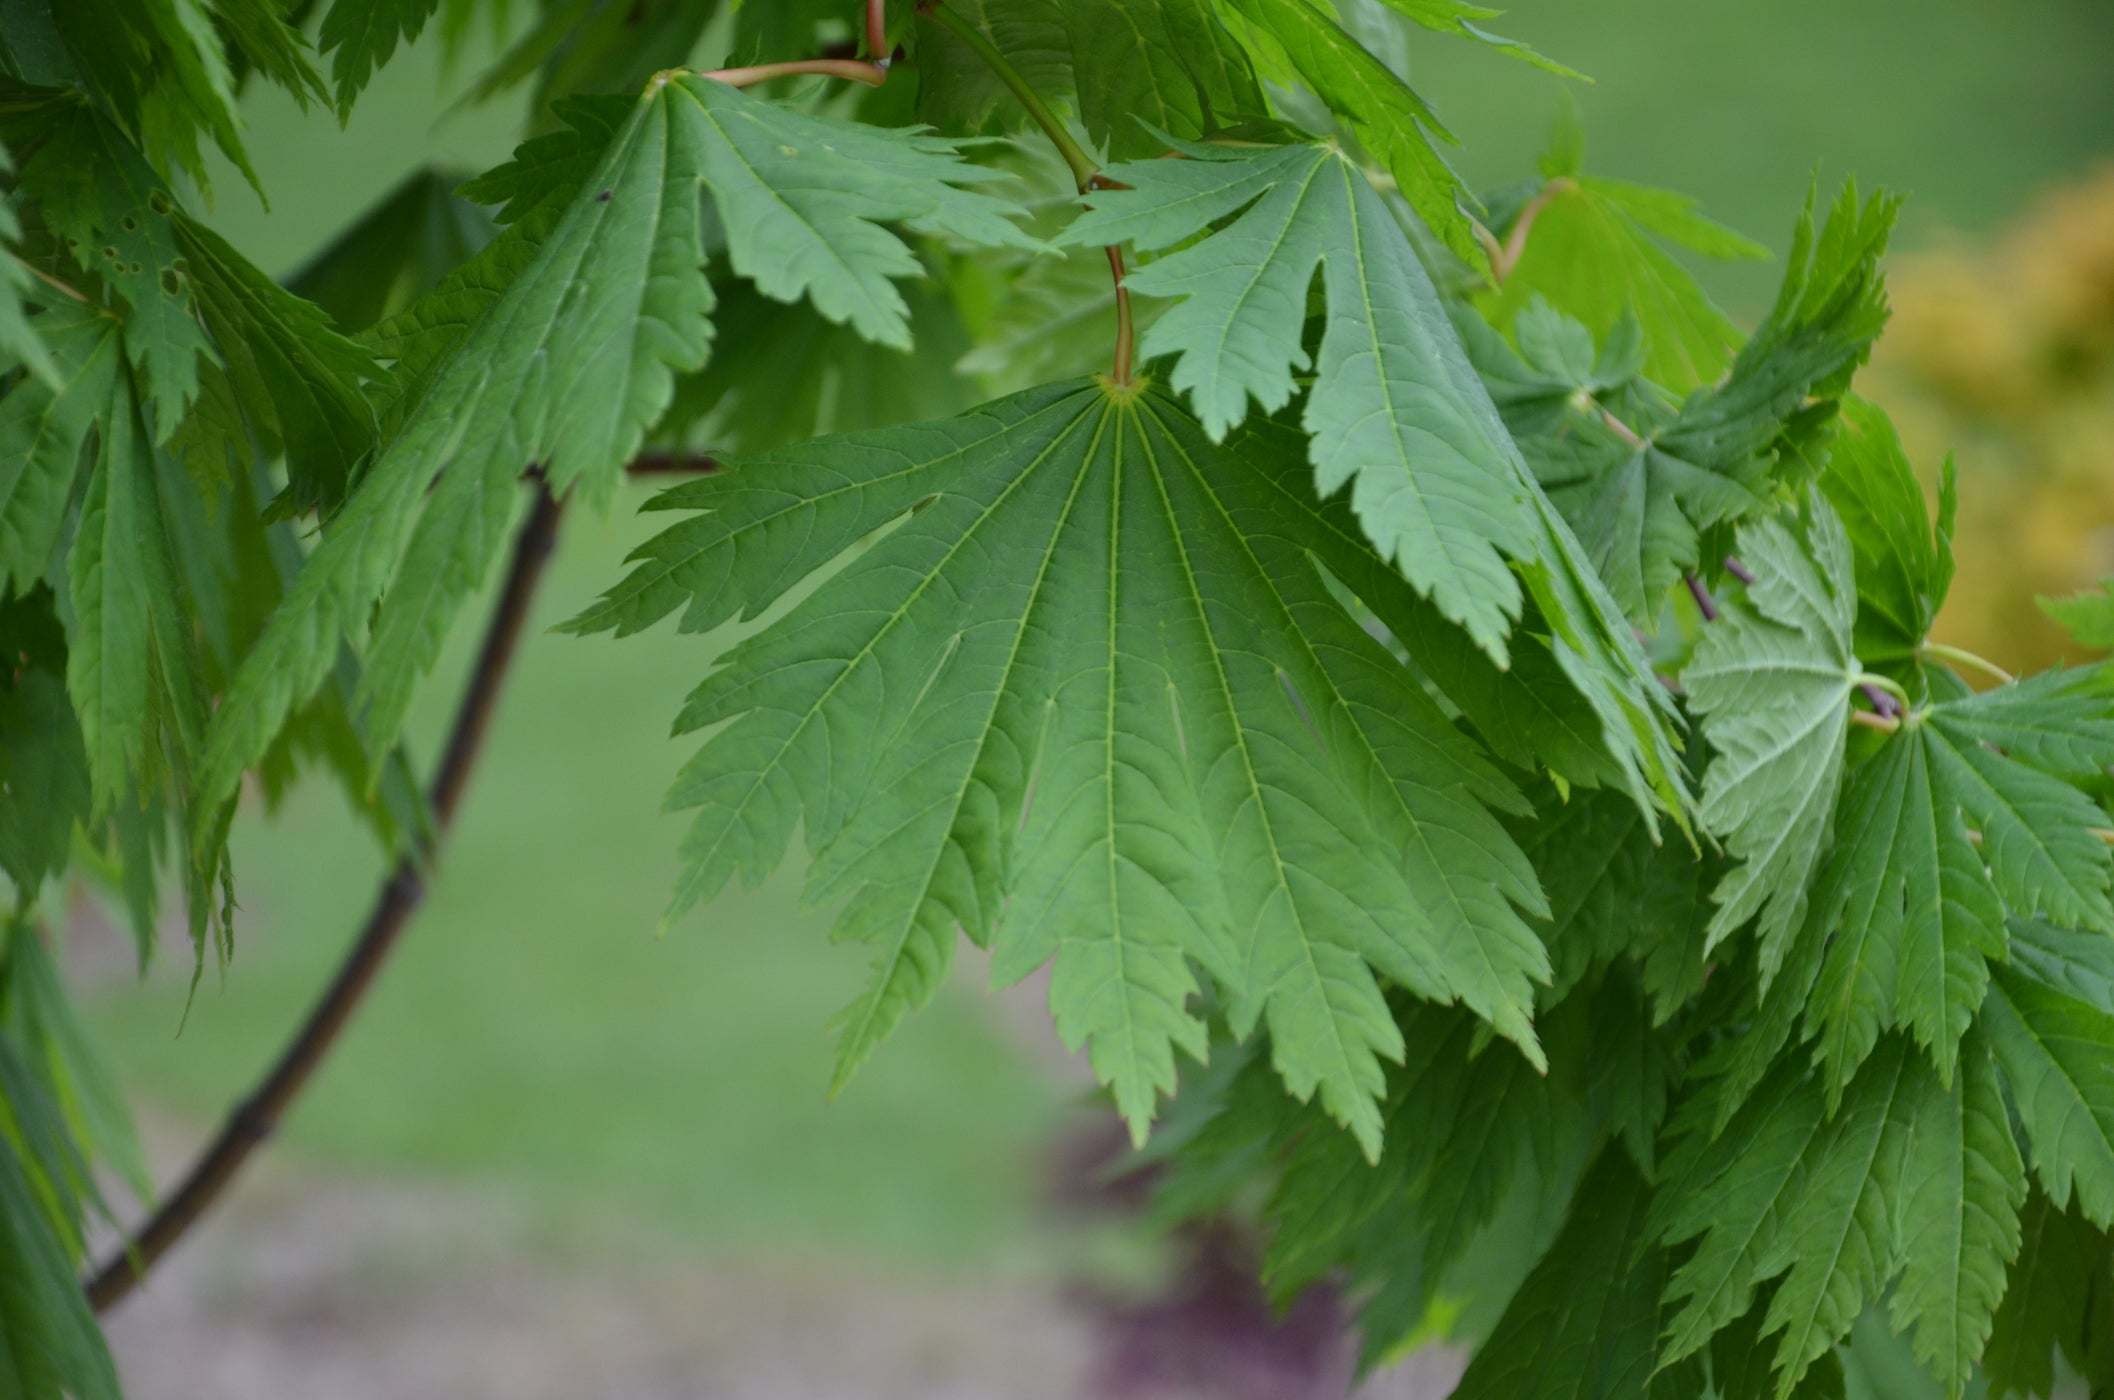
571 382 1563 1155
1982 1189 2108 1400
1687 494 1862 975
1059 140 1688 818
1654 1033 2026 1399
1369 0 1581 79
196 76 1034 828
0 303 124 598
1806 673 2114 1094
1452 1149 1697 1400
24 109 216 438
1822 398 1956 675
172 213 385 514
1983 925 2114 1229
316 0 441 114
1067 0 1265 159
1465 181 1896 625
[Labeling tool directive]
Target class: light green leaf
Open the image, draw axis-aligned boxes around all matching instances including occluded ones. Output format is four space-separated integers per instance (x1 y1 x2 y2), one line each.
1984 957 2114 1229
1483 136 1765 390
1888 1026 2027 1399
2040 579 2114 652
67 367 205 818
317 0 440 113
1822 398 1956 672
197 78 1031 827
0 302 125 597
1687 494 1862 975
1367 0 1584 79
1657 1036 2021 1398
25 110 217 437
1212 0 1483 263
572 383 1554 1154
1805 672 2114 1093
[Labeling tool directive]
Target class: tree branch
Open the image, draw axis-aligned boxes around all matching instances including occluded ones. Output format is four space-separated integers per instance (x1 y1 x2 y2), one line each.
85 479 566 1313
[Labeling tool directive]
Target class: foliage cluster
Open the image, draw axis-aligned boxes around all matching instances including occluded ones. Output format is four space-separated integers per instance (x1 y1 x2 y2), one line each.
1 2 2111 1397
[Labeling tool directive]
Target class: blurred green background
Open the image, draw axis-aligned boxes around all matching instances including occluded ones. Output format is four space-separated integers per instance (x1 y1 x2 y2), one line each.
78 0 2114 1381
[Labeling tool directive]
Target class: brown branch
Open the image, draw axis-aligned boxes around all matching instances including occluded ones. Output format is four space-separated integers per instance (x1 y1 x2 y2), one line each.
85 480 565 1313
625 449 720 476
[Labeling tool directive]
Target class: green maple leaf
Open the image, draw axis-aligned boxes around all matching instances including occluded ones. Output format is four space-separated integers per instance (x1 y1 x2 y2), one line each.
571 382 1558 1155
1057 139 1689 822
1067 0 1265 159
2041 579 2114 652
196 77 1034 831
316 0 440 114
1459 301 1763 623
1981 1189 2105 1400
25 110 216 438
1983 925 2114 1229
1686 492 1865 974
1655 1033 2025 1399
1451 1148 1697 1400
1821 398 1957 675
0 303 125 598
1211 0 1484 263
1509 781 1714 1019
1369 0 1582 79
1465 181 1895 625
173 214 385 515
1482 139 1767 391
1806 673 2114 1094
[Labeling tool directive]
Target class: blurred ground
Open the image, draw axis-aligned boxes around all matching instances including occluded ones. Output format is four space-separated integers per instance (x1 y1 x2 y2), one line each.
76 4 2114 1397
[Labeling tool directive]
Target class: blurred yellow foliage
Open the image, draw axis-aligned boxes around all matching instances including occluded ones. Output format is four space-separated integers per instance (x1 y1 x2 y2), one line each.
1868 166 2114 671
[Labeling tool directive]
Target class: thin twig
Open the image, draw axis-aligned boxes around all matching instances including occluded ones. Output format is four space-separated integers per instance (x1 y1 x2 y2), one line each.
85 480 565 1313
625 450 721 476
1684 572 1717 622
1487 177 1573 284
695 58 888 89
1850 709 1901 734
866 0 890 66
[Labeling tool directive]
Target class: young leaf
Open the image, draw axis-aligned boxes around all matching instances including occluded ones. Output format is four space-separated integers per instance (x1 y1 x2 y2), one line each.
1822 398 1956 673
1809 672 2114 1091
1687 493 1863 973
571 382 1554 1154
1484 166 1763 391
2040 579 2114 652
197 77 1033 825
